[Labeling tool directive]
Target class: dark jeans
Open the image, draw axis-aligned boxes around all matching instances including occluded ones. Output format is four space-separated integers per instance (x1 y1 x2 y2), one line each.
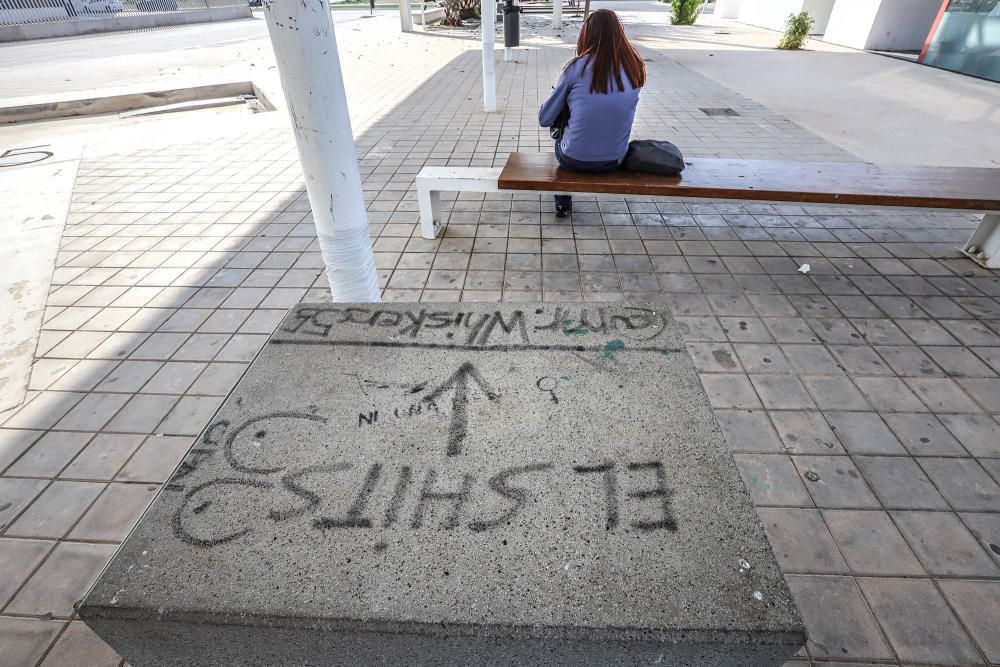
553 141 621 210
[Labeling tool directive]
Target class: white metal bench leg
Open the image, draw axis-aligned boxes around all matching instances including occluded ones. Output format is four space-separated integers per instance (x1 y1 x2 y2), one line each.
418 188 441 240
963 213 1000 269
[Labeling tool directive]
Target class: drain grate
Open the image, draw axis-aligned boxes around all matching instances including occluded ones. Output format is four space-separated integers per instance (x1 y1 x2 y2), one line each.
700 107 740 117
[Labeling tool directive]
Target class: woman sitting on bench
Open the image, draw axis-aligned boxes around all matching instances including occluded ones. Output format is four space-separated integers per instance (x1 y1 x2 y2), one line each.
538 9 645 218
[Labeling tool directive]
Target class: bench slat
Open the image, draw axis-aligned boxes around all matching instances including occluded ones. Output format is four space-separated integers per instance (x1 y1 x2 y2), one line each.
498 153 1000 211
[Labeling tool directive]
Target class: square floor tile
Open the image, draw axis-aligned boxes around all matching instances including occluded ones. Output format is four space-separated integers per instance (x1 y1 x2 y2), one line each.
734 454 812 506
6 481 105 539
0 618 64 666
785 574 891 660
750 375 815 410
792 455 879 508
893 510 999 577
855 456 948 510
39 621 122 667
6 432 93 477
920 457 1000 511
938 580 1000 662
859 577 981 664
116 435 193 483
70 482 158 542
769 411 843 454
6 541 118 618
883 413 967 456
938 413 1000 457
758 507 847 573
59 433 144 481
823 510 924 576
715 410 783 453
699 374 761 409
825 412 905 455
0 537 53 607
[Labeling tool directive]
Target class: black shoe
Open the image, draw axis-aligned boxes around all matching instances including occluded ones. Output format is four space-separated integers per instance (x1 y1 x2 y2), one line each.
555 204 571 218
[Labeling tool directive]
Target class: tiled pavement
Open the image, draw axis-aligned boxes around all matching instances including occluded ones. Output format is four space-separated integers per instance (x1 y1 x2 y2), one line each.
1 4 999 666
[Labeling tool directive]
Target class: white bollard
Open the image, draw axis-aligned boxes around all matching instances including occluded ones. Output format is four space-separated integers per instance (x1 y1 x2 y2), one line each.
553 0 561 29
482 0 497 112
504 46 513 61
399 0 413 32
262 0 381 303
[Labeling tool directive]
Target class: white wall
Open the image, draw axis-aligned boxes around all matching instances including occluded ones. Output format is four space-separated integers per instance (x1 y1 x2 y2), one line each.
715 0 741 19
737 0 837 34
824 0 941 51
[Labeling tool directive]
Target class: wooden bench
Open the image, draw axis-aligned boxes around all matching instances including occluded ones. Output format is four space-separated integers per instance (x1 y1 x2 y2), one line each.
415 153 1000 268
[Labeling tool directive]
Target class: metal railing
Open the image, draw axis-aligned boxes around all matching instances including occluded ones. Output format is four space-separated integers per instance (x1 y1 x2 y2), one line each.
0 0 243 26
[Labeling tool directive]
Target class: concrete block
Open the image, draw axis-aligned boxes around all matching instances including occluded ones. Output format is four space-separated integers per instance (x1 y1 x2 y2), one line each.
80 303 805 666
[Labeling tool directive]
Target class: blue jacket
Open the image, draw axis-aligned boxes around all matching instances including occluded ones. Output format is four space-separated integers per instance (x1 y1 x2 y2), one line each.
538 56 641 164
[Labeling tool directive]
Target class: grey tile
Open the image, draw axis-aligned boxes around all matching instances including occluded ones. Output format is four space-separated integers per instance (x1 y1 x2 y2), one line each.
855 455 948 510
823 510 924 576
853 376 927 412
859 577 981 664
904 377 982 414
0 618 63 666
961 512 1000 568
801 376 870 411
0 429 41 470
920 457 1000 511
793 455 879 508
6 481 104 539
60 433 145 480
937 413 1000 457
39 621 122 667
883 413 968 457
699 374 761 409
750 375 815 410
6 541 118 618
734 454 812 505
158 395 225 436
94 360 161 393
758 508 847 573
54 393 130 431
785 574 891 660
715 410 783 453
0 537 53 607
733 344 791 374
957 377 1000 412
825 412 905 455
140 362 206 395
187 362 247 396
6 432 92 477
116 435 193 483
893 510 1000 576
938 580 1000 663
105 394 178 433
686 343 741 373
769 411 843 454
70 482 158 542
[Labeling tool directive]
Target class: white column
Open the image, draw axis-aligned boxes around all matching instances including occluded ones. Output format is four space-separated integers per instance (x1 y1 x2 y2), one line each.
482 0 497 112
262 0 381 302
399 0 413 32
553 0 561 28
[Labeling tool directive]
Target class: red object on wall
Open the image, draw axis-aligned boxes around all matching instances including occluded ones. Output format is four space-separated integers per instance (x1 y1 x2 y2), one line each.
919 0 951 62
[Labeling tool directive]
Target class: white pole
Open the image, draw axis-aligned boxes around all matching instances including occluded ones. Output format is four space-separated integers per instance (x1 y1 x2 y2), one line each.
504 46 513 61
399 0 413 32
482 0 497 112
262 0 381 303
553 0 561 29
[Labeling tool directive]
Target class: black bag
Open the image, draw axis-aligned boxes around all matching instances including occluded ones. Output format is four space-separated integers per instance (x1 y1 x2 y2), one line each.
549 106 570 141
621 140 686 175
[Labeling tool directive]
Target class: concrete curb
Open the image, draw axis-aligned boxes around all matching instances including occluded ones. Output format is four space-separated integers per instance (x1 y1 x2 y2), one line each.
0 80 274 123
0 6 252 43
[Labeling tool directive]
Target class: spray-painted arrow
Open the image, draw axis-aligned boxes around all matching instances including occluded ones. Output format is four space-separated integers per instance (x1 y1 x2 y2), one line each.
423 362 499 456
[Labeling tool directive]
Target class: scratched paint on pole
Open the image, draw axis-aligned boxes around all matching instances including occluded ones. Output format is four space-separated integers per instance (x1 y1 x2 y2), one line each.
261 0 381 302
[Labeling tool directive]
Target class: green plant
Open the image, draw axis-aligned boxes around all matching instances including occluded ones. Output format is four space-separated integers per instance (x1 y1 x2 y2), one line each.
778 10 814 49
670 0 700 25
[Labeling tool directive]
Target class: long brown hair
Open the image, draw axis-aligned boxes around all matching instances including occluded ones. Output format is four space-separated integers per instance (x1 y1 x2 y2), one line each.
571 9 646 95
